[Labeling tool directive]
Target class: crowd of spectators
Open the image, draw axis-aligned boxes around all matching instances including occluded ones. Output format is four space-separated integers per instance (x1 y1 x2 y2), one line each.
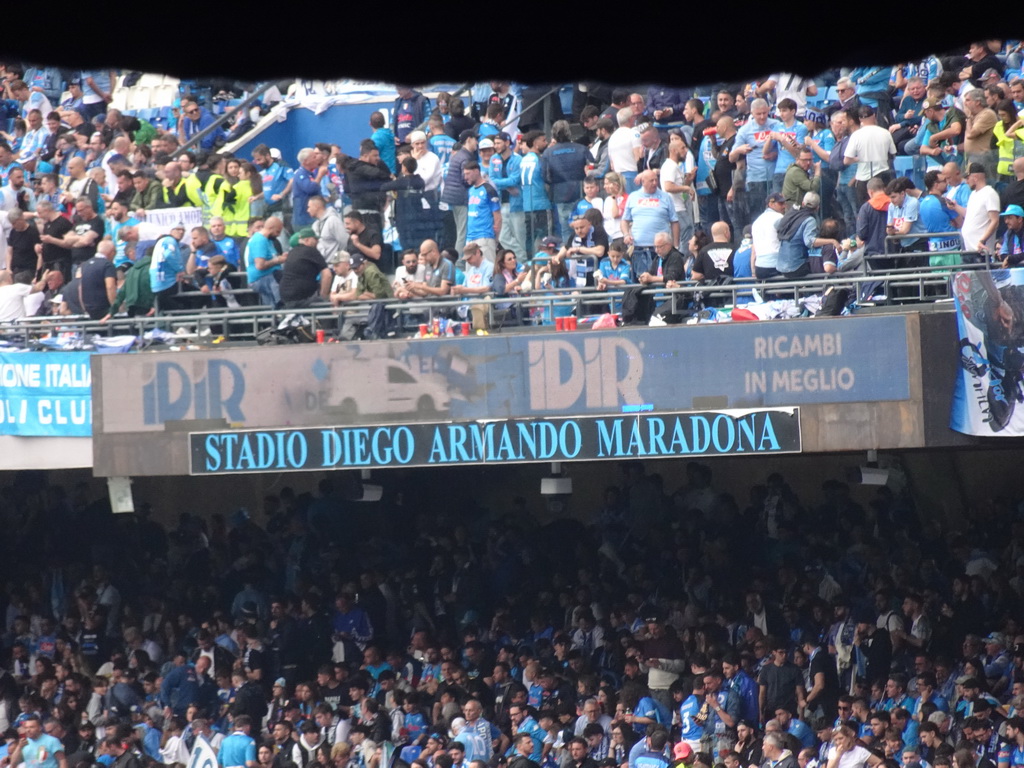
4 45 1024 324
0 465 1021 768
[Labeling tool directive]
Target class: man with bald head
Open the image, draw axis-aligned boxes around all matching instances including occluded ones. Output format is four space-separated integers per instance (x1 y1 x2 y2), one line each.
408 239 455 297
34 200 74 280
692 222 736 282
64 156 99 209
622 170 679 278
943 161 971 209
638 231 685 287
159 161 192 208
74 239 117 319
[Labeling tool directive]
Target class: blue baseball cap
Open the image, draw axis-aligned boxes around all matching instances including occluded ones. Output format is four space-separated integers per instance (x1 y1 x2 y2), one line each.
1001 204 1024 217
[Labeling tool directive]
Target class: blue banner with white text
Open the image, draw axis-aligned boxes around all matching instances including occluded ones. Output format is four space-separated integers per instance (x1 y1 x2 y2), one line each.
0 352 92 436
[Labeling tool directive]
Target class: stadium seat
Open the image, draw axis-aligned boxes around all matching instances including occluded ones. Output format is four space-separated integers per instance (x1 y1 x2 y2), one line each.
824 86 839 103
806 92 825 107
138 107 158 123
153 84 178 108
1007 69 1022 82
127 86 152 111
136 73 166 90
894 155 915 177
122 108 137 117
110 87 129 112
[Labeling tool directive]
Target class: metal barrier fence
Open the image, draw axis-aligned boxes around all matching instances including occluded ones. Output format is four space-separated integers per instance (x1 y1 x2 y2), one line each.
1 260 990 346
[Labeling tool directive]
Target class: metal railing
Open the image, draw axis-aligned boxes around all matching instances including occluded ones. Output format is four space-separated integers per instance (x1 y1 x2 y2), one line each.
180 80 291 153
0 261 988 348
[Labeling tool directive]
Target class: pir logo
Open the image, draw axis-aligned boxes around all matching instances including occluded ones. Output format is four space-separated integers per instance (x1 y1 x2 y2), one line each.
527 337 643 411
141 359 246 425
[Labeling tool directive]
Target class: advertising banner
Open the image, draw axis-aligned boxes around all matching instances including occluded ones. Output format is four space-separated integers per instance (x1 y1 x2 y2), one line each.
951 269 1024 435
98 316 910 436
0 352 92 436
190 408 802 475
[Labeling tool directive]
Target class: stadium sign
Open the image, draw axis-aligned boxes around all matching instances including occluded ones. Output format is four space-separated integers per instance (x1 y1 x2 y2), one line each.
189 408 801 474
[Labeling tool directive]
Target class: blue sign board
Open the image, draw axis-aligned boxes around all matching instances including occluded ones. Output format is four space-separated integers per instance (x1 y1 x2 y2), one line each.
190 408 802 474
0 352 92 436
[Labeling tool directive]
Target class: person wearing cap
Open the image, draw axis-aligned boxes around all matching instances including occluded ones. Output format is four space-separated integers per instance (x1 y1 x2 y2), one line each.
918 95 965 169
440 131 479 253
332 249 392 309
279 228 331 308
147 222 188 311
843 106 896 207
981 632 1011 685
996 205 1024 267
408 130 442 193
962 162 1001 255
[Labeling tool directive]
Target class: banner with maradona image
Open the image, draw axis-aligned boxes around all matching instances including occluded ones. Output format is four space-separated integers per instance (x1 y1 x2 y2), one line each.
951 269 1024 435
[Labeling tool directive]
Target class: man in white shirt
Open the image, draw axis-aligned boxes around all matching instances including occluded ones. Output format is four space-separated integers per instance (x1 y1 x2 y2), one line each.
961 162 1001 255
407 131 442 191
330 252 358 298
392 249 426 297
751 193 788 278
844 106 897 206
0 269 48 322
607 107 642 192
757 73 819 118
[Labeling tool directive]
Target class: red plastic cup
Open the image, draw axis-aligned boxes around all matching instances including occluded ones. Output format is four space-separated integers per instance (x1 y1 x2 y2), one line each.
316 329 325 344
555 317 565 331
418 323 428 336
461 322 471 336
567 316 577 331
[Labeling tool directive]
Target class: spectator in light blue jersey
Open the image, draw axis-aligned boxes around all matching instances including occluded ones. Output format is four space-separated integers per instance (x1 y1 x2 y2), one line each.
731 99 784 227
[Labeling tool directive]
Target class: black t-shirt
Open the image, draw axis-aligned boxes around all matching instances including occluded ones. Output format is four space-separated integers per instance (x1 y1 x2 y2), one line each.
695 242 735 280
713 135 737 195
42 215 73 266
8 225 40 273
70 214 105 264
62 278 84 315
76 256 117 315
352 227 384 263
279 244 328 302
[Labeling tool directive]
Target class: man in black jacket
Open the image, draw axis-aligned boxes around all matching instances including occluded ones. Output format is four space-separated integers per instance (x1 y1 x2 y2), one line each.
853 609 892 691
343 139 392 231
